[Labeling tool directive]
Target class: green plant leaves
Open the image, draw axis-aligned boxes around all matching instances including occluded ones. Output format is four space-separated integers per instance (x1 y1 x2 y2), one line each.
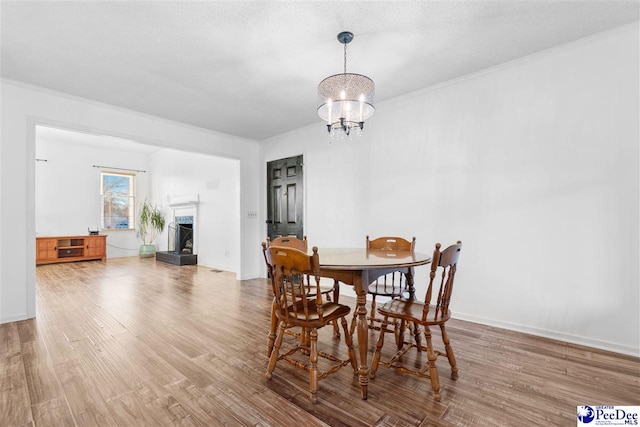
139 199 165 245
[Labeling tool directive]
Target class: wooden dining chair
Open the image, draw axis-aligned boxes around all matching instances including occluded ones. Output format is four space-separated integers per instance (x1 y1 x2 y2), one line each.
266 236 339 307
364 236 416 330
264 245 357 403
370 241 462 402
263 237 339 358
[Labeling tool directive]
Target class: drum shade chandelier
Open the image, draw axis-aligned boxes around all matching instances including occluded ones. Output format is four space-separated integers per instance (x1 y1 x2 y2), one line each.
317 31 375 141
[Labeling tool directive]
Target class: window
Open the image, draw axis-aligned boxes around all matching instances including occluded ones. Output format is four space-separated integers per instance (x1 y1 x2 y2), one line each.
101 172 135 230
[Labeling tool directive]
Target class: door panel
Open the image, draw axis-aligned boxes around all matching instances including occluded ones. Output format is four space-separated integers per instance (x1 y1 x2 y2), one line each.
267 155 303 240
273 185 282 224
286 183 297 223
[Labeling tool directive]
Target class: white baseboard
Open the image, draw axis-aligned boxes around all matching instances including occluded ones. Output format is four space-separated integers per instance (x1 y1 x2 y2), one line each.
453 312 639 358
0 313 32 325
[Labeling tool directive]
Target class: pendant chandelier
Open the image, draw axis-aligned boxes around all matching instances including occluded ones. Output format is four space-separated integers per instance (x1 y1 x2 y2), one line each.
317 31 375 141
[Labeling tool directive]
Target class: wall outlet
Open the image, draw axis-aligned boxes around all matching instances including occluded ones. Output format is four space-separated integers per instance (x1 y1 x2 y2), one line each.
247 211 257 218
224 250 231 257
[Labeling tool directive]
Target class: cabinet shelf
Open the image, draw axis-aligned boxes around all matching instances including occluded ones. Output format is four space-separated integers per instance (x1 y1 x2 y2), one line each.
37 235 107 265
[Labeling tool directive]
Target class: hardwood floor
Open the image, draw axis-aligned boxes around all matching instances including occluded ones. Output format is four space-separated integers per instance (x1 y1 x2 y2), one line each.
1 257 638 426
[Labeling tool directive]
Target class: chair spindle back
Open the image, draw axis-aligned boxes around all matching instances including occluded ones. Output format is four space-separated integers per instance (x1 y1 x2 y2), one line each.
265 246 324 323
424 241 462 321
366 236 416 293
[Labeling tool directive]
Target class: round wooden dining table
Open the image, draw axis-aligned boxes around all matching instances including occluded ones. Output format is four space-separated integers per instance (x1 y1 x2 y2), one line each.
317 248 431 400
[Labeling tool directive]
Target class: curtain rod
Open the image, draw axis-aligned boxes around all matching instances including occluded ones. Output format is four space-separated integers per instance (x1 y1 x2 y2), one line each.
93 165 146 173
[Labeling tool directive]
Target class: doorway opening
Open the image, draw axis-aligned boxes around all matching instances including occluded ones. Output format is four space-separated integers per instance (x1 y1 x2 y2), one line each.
34 125 241 273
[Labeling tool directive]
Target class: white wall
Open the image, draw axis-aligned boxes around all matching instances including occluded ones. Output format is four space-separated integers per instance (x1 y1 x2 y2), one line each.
35 134 152 258
260 24 639 356
151 148 241 272
0 80 261 324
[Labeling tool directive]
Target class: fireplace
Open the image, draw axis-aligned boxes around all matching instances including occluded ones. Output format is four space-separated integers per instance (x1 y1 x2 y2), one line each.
156 209 198 266
173 216 194 254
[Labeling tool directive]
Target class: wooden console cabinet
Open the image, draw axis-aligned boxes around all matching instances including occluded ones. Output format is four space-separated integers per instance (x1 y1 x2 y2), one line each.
36 235 107 265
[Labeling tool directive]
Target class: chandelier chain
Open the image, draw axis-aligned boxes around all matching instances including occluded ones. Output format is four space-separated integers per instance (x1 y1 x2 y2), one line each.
343 42 347 74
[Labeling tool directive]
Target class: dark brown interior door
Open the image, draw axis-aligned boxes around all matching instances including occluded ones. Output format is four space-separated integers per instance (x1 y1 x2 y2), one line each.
266 155 303 240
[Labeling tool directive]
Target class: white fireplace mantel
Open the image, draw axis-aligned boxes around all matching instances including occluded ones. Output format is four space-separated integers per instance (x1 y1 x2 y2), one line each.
167 194 199 208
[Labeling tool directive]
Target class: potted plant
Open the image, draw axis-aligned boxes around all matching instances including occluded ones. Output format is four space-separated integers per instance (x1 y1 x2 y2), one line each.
138 199 165 258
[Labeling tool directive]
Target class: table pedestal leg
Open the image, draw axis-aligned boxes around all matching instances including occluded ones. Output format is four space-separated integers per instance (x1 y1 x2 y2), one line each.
355 273 369 400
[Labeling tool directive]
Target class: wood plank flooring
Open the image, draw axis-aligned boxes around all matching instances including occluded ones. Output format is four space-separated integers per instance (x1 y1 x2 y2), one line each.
1 257 638 426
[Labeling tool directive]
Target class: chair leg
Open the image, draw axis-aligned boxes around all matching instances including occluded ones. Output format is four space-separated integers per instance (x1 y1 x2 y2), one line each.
424 326 441 402
412 321 422 350
329 281 341 338
333 280 340 304
395 319 406 350
349 308 358 337
309 328 319 403
267 298 278 357
300 327 310 355
332 320 341 338
440 324 458 380
369 295 377 328
340 317 358 372
370 315 389 379
266 321 285 380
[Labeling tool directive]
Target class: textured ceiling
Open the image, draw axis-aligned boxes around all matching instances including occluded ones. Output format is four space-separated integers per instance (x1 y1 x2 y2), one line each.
2 1 638 141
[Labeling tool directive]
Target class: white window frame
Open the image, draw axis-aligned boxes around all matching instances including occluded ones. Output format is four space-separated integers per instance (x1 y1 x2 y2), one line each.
100 171 136 230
